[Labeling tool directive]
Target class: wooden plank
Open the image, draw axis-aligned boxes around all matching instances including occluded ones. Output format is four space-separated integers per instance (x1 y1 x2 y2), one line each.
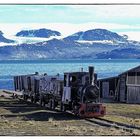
3 90 23 96
102 82 109 98
127 86 140 104
119 75 126 102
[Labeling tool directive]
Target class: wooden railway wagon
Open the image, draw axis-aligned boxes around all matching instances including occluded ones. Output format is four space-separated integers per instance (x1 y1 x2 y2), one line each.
29 74 44 102
14 73 38 92
14 73 63 105
98 65 140 104
38 74 64 107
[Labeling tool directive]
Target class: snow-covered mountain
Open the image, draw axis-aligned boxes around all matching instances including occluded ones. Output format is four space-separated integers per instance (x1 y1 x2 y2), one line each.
0 31 15 43
63 29 127 43
0 28 140 59
16 28 61 38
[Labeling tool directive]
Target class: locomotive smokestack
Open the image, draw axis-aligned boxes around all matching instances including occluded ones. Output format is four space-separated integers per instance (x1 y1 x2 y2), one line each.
89 66 94 85
35 72 39 75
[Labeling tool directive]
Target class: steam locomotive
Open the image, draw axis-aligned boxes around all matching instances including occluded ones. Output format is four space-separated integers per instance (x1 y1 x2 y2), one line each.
14 66 106 118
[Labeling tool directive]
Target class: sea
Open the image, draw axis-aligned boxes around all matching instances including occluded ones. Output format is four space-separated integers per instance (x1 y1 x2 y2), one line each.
0 59 140 90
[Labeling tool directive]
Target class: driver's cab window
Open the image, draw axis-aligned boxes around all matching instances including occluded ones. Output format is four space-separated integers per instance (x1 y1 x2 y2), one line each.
70 75 77 83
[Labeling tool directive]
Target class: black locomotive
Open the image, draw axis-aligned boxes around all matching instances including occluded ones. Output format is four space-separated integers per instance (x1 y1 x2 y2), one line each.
14 66 106 118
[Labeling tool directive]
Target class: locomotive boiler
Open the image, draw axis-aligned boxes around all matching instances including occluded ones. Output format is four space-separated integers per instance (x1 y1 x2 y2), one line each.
14 66 106 118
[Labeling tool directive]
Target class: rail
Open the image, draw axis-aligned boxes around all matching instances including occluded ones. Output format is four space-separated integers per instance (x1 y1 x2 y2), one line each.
3 90 140 132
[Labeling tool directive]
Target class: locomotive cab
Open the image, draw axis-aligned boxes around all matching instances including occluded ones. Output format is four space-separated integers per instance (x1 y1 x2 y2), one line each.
62 72 90 104
62 69 98 104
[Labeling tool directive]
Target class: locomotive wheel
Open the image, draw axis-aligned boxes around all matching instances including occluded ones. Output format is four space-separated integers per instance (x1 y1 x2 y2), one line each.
79 110 85 117
72 105 80 116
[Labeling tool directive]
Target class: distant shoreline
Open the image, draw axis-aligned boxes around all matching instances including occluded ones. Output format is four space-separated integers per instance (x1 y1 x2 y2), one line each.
0 59 139 90
0 58 140 61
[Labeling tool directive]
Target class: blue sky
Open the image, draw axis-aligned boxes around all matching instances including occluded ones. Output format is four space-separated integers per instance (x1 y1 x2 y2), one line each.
0 5 140 25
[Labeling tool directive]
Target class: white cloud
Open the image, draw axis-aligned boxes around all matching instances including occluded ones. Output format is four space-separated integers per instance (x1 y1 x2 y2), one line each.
68 5 140 18
0 0 140 4
0 5 140 25
119 31 140 41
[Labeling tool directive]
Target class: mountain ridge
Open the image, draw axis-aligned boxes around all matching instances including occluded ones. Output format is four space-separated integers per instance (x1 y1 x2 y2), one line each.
0 31 15 43
63 29 127 42
0 28 140 59
16 28 61 38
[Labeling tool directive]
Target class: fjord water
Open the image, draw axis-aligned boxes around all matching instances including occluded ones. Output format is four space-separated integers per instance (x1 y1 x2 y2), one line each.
0 59 140 90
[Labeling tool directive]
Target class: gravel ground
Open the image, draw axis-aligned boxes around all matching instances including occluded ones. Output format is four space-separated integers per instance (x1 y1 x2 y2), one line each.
0 90 139 136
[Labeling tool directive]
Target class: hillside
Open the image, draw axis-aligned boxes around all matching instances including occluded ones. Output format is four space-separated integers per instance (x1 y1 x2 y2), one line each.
97 48 140 59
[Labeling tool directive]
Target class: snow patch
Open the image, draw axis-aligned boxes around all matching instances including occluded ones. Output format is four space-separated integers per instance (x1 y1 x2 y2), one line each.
0 42 17 47
79 32 84 40
76 40 114 44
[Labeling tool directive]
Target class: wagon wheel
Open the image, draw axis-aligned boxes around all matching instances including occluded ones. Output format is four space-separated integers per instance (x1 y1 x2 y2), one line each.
31 96 34 103
42 100 46 107
33 94 37 103
60 102 63 111
62 105 66 112
49 100 52 109
51 99 55 110
60 103 66 112
23 94 27 101
39 97 43 106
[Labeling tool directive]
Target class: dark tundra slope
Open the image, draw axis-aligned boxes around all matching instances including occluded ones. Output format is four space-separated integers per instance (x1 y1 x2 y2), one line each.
16 28 61 38
0 31 14 43
96 48 140 59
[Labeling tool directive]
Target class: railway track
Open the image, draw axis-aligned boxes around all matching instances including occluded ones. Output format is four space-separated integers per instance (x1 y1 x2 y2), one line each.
85 117 140 133
3 90 140 133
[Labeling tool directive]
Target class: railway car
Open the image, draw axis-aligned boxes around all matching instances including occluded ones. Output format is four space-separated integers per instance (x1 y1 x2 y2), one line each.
14 72 39 100
39 74 64 108
14 66 106 118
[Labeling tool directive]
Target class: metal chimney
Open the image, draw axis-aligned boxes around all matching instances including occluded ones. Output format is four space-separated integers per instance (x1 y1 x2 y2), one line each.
81 67 83 72
89 66 94 85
